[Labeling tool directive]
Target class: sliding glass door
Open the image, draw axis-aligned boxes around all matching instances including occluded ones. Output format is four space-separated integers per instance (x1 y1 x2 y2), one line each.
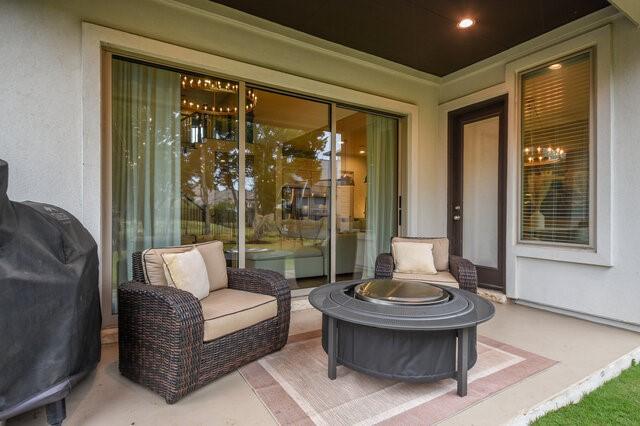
108 55 399 311
335 107 398 281
244 88 331 289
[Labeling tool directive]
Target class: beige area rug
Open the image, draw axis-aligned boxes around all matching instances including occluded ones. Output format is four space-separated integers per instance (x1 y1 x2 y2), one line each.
240 330 556 425
291 298 314 312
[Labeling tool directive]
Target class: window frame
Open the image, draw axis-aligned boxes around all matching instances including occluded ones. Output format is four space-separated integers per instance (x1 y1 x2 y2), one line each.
85 24 416 326
517 48 596 249
506 25 612 267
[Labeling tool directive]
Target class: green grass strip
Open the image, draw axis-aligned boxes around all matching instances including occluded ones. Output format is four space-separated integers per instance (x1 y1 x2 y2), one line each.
534 361 640 425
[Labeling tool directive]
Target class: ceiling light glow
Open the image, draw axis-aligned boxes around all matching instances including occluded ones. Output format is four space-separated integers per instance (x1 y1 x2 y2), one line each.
548 63 562 70
457 18 475 29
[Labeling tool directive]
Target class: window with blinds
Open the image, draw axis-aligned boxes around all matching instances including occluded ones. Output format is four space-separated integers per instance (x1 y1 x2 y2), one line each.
520 50 592 246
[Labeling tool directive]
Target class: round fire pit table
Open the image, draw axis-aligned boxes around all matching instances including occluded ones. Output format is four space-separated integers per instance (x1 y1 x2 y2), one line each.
308 279 495 396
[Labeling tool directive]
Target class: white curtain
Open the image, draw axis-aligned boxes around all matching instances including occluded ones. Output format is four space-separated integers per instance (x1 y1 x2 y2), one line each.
111 59 181 295
364 115 398 278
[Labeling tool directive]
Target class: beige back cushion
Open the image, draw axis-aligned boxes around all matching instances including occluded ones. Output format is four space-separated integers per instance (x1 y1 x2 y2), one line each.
197 241 228 291
392 237 449 271
142 241 228 291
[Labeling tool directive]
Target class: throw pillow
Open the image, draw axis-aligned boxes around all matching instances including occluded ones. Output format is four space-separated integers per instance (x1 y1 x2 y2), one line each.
161 248 210 300
392 241 437 275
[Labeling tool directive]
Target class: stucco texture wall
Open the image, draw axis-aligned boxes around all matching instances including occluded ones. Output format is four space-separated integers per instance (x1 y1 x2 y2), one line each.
440 16 640 327
0 0 442 236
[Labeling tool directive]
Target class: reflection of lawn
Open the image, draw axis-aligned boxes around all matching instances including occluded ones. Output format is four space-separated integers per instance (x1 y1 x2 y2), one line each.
247 233 322 252
185 226 324 253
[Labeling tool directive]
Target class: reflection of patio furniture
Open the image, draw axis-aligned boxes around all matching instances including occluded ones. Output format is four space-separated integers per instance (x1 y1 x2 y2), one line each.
292 231 360 279
118 243 291 403
319 232 360 276
279 218 327 243
293 246 325 278
246 249 291 277
374 237 478 293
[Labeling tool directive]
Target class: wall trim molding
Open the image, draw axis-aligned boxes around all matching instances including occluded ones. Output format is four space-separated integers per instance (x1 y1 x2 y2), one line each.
515 300 640 332
505 25 613 280
162 0 441 87
441 7 621 88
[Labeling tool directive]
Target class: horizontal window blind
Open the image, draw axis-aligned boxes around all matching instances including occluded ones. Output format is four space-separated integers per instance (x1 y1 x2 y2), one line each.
520 51 592 245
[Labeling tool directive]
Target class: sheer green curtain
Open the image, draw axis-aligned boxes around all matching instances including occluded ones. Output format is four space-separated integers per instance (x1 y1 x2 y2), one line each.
111 59 181 303
364 115 398 277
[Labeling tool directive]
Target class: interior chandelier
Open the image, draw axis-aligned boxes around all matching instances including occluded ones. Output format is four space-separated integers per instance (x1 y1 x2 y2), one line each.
180 75 258 115
523 146 566 166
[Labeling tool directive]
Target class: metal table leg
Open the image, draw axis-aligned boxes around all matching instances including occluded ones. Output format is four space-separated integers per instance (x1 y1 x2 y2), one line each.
457 328 469 396
327 316 338 380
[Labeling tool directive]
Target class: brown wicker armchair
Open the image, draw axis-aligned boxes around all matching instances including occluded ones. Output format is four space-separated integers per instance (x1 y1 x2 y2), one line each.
118 252 290 404
374 237 478 293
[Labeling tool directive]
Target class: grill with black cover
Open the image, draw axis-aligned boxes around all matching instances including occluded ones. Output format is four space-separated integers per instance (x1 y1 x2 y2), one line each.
0 159 101 425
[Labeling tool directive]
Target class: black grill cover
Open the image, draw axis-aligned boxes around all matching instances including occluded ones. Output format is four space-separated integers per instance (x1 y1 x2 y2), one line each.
0 160 101 418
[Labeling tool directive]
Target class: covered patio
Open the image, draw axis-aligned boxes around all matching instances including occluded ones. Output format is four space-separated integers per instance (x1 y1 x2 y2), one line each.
3 0 640 425
8 300 639 425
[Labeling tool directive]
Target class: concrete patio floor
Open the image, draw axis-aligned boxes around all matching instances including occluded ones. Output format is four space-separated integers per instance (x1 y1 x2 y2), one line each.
9 299 640 426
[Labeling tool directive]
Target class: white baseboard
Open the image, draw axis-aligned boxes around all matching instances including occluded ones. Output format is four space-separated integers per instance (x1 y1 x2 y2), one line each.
515 299 640 333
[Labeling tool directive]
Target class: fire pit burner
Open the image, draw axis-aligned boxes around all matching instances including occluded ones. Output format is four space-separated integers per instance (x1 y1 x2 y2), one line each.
354 279 449 305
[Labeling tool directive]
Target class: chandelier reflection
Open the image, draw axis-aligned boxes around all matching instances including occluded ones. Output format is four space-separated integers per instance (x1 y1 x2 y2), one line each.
180 74 256 152
524 146 566 166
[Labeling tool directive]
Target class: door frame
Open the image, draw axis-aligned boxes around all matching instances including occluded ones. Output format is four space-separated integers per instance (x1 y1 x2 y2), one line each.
98 43 409 324
447 95 508 292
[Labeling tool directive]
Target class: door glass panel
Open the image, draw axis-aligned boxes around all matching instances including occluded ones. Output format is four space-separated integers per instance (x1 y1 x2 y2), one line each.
462 116 499 268
335 108 398 280
244 88 331 290
179 73 239 260
111 57 238 312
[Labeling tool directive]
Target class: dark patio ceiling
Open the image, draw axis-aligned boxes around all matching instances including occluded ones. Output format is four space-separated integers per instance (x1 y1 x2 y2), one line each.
212 0 610 77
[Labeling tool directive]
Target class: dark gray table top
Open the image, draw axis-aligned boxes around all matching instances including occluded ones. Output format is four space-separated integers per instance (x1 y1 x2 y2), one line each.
308 280 495 331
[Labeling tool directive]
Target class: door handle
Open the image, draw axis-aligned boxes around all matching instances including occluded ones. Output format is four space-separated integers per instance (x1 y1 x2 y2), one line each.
453 205 461 221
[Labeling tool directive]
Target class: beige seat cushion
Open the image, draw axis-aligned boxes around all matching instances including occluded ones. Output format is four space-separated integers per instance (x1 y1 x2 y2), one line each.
392 241 437 275
142 241 228 290
200 288 277 342
392 237 449 271
393 271 459 289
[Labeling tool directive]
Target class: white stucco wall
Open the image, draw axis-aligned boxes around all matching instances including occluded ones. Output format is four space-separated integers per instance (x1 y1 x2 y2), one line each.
440 14 640 328
0 0 443 236
0 2 84 217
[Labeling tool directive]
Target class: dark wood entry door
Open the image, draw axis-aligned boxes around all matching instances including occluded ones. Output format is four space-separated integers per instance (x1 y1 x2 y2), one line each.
448 96 507 291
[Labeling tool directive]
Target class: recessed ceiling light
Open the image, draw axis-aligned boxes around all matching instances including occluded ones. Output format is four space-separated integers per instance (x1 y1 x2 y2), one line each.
548 63 562 70
457 18 475 29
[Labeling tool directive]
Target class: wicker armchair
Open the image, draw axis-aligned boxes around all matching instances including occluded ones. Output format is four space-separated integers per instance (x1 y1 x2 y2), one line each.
118 252 291 404
375 237 478 293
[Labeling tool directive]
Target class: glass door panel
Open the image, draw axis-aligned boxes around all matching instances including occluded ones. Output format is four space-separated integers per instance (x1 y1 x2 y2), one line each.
244 87 331 290
111 57 238 311
462 117 499 268
179 73 239 264
335 107 398 280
